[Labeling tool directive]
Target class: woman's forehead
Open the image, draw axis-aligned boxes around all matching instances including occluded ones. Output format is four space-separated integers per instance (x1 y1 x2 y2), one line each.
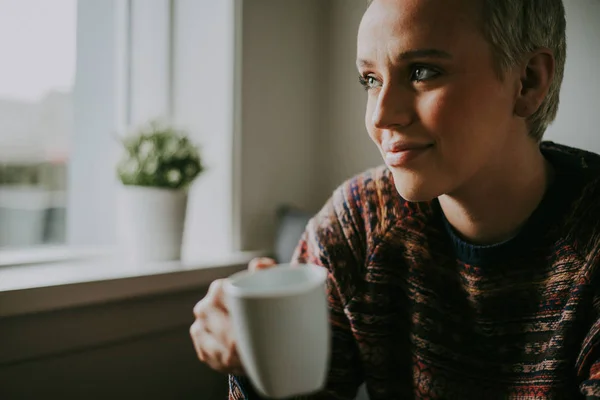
357 0 483 63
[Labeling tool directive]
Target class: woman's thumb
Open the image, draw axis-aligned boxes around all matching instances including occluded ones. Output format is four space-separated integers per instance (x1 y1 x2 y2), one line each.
248 257 277 272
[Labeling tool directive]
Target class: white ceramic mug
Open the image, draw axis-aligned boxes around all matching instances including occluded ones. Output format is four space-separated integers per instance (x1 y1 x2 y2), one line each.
224 264 331 399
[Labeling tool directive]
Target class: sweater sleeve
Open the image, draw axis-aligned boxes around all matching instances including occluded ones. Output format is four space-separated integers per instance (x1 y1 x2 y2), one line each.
228 191 366 400
577 251 600 398
573 167 600 398
579 314 600 397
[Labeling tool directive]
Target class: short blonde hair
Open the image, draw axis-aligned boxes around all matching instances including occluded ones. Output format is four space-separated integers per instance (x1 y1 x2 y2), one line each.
365 0 567 141
481 0 566 141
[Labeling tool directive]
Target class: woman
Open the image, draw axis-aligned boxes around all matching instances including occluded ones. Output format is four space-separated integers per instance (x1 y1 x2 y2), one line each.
190 0 600 398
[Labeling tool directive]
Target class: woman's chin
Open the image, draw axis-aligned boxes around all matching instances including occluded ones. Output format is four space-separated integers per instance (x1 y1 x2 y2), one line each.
392 174 441 203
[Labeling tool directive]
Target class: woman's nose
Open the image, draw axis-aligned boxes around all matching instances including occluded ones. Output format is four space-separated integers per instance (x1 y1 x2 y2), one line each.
371 84 415 129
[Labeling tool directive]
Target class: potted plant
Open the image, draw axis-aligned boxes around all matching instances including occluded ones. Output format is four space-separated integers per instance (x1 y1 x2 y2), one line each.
116 120 203 262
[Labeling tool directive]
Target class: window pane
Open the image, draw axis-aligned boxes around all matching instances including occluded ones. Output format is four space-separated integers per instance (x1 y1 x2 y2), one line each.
0 0 76 248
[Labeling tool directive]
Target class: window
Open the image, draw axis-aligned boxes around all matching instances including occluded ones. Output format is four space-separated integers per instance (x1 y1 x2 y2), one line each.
0 0 124 259
1 0 239 264
0 0 76 249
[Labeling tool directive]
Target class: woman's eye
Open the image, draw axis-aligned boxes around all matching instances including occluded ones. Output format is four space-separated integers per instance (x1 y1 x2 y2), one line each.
367 76 380 88
359 75 382 90
410 66 439 82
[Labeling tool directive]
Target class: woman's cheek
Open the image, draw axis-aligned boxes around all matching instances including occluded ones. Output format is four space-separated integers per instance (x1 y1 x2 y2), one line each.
415 89 459 137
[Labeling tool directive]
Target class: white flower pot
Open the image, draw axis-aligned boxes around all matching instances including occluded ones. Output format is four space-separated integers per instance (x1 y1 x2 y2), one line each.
117 185 188 262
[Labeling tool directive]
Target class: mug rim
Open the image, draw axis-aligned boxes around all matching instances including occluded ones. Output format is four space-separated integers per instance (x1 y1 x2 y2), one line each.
224 263 327 299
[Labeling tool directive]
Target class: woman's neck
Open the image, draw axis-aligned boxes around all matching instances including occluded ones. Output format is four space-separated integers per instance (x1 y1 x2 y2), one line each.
438 140 554 245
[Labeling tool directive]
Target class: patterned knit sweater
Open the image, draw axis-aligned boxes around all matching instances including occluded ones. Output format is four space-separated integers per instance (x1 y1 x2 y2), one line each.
230 142 600 399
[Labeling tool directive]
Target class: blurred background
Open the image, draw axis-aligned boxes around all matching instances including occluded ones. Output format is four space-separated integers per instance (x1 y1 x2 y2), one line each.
2 0 599 256
0 0 598 399
0 0 72 249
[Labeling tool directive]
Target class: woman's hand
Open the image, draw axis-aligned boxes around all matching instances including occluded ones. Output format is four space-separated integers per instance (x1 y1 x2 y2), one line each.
189 257 277 375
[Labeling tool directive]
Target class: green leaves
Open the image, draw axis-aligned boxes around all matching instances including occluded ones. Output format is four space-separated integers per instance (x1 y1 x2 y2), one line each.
116 121 203 190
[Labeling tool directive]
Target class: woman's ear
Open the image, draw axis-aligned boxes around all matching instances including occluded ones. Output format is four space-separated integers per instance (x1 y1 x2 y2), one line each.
514 49 555 118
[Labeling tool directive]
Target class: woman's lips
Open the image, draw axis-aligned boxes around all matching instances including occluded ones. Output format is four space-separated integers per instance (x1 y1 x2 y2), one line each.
384 144 433 167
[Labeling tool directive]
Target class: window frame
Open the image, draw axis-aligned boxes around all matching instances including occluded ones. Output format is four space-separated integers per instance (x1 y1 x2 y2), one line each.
1 0 243 266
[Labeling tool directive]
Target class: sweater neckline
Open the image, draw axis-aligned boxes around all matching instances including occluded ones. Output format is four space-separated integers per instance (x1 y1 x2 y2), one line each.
438 147 581 266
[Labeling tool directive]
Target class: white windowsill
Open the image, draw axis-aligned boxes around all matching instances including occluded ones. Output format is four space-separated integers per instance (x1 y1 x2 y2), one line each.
0 250 266 318
0 245 114 267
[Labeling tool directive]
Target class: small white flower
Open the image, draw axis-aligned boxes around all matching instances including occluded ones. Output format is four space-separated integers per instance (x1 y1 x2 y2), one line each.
144 159 158 174
138 140 154 158
126 159 139 174
165 138 179 155
166 169 181 185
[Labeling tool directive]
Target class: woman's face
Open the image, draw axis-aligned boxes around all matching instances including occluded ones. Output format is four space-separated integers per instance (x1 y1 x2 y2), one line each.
358 0 521 202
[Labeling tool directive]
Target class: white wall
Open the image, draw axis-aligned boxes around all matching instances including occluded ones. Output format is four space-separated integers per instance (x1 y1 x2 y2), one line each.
239 0 328 251
544 0 600 153
173 0 237 259
319 0 380 194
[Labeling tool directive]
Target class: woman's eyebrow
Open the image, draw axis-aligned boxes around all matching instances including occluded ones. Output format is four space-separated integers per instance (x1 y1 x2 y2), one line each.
357 48 453 67
398 48 453 61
